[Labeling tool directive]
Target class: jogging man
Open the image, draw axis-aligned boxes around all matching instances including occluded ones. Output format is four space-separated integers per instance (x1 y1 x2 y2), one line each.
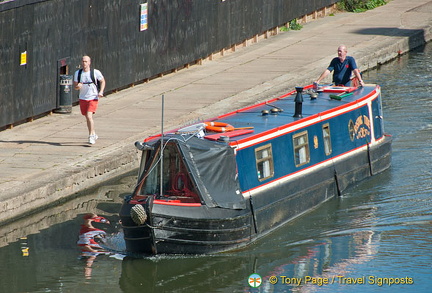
74 56 106 144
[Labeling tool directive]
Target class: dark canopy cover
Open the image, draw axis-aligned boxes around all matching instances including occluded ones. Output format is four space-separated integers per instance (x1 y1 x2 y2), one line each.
166 135 246 210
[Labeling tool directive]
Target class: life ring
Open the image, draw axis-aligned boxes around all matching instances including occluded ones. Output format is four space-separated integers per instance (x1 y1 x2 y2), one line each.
204 122 235 133
172 173 189 192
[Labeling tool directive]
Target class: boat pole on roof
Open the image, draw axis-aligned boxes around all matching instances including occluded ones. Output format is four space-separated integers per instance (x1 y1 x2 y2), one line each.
293 87 304 118
160 95 164 197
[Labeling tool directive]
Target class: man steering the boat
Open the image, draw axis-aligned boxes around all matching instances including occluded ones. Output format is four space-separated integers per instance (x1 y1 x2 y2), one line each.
315 45 365 87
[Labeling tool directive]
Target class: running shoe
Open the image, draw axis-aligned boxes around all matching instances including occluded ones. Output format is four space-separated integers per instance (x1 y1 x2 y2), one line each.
88 134 98 144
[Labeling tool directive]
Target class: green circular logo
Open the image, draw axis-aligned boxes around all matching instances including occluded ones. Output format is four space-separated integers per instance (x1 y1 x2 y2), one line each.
248 273 262 288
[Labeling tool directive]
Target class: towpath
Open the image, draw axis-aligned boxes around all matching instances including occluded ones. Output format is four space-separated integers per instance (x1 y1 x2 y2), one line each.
1 0 431 223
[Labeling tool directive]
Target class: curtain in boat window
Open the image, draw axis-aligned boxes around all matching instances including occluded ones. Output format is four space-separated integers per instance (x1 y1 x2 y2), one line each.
293 132 310 166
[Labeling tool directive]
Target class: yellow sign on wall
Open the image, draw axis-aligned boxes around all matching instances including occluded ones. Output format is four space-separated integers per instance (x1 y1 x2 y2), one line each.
20 51 27 66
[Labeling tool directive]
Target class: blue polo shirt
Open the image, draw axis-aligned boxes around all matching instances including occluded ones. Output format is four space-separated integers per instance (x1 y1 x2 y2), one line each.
328 56 358 86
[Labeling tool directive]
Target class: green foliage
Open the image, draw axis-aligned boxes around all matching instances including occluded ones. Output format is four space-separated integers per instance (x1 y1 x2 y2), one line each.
279 19 303 32
337 0 388 13
289 19 303 31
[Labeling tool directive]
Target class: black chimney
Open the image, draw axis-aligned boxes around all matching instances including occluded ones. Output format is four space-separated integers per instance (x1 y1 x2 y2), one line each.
293 87 303 118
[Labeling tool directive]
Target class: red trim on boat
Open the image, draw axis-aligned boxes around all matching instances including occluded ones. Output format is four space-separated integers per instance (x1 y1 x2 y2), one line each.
153 200 202 207
205 129 254 141
144 134 162 142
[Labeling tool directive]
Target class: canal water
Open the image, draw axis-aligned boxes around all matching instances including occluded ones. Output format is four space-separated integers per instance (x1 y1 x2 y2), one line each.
1 42 431 293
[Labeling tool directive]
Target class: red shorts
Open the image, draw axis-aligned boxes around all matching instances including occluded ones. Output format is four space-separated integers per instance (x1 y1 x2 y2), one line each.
79 99 98 115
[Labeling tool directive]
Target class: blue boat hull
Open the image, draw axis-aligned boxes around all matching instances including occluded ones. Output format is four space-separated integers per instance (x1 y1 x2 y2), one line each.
120 135 391 255
120 84 392 255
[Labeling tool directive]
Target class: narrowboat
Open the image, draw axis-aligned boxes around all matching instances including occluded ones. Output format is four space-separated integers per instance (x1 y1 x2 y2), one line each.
119 84 392 255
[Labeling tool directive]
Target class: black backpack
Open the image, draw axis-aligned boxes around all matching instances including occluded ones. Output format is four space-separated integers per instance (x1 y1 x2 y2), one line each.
77 68 100 91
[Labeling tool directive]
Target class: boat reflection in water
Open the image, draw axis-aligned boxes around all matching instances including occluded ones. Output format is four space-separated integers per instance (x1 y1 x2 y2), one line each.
267 230 381 292
119 228 382 292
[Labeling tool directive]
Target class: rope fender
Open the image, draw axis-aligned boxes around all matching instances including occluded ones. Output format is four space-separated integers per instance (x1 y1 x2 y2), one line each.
131 204 147 225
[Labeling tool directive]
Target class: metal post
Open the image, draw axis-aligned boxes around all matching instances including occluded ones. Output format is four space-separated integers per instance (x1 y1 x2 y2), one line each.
160 95 164 197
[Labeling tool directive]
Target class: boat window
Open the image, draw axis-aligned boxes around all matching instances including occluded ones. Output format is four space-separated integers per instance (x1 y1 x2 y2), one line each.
139 142 200 203
322 123 332 156
293 131 310 167
255 144 274 181
137 150 151 178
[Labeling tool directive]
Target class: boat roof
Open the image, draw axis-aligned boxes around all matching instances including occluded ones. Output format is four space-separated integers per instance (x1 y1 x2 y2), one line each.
147 84 380 146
